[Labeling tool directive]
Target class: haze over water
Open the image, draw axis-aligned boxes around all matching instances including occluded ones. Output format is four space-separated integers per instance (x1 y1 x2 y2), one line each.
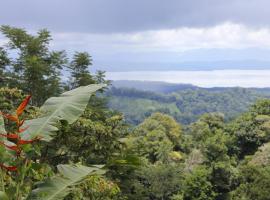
106 70 270 88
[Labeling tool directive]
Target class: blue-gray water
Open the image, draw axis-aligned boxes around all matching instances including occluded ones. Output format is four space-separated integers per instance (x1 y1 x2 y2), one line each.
106 70 270 88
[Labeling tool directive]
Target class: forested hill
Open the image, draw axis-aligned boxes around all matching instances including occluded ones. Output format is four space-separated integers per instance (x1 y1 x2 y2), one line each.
111 80 198 93
106 81 270 125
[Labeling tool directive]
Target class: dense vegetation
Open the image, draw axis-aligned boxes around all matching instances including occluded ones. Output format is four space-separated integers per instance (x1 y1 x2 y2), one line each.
1 26 270 200
107 85 270 124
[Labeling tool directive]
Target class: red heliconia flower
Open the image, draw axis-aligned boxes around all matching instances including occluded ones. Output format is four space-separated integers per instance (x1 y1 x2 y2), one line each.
0 95 31 125
0 163 17 171
16 95 31 116
0 95 41 173
18 126 29 133
17 136 41 145
0 112 18 123
0 141 20 152
18 119 25 128
0 133 19 139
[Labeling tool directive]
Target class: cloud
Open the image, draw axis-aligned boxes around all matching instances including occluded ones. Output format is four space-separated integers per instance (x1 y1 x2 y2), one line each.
0 0 270 33
50 22 270 54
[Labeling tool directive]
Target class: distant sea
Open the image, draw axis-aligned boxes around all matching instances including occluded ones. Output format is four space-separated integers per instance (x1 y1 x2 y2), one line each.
106 70 270 88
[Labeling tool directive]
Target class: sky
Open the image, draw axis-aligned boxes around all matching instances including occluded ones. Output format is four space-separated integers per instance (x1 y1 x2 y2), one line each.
1 0 270 71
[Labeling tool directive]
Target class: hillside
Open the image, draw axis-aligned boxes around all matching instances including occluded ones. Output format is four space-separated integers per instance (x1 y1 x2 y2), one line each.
106 81 270 124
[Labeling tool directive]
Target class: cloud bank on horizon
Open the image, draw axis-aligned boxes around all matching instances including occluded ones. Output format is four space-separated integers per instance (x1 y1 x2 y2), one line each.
1 0 270 71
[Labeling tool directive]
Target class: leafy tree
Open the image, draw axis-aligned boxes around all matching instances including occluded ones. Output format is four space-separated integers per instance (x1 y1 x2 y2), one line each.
188 113 225 145
65 175 122 200
210 161 239 200
68 52 95 89
0 87 24 112
203 130 231 162
127 163 183 200
230 165 270 200
186 113 239 199
227 99 270 158
132 113 182 163
94 70 111 85
0 25 67 106
0 47 10 86
249 142 270 166
42 109 128 166
182 166 217 200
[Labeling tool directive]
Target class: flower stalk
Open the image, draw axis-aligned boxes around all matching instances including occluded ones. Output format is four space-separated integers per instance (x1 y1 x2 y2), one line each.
0 95 41 199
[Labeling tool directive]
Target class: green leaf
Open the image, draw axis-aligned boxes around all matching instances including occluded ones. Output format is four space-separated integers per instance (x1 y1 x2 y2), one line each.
0 191 9 200
0 116 16 165
0 116 6 135
21 84 105 141
28 164 105 200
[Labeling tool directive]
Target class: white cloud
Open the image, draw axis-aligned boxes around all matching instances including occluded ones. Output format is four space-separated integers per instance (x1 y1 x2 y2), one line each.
50 22 270 53
1 22 270 56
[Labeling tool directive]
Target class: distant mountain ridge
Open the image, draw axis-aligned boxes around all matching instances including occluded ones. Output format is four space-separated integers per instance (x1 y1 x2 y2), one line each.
111 80 197 93
111 80 270 93
107 80 270 125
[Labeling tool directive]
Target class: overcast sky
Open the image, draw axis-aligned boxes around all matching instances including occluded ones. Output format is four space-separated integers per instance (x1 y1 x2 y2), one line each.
1 0 270 71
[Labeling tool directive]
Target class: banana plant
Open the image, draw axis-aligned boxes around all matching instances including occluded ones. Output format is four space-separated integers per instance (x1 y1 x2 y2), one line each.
0 84 105 200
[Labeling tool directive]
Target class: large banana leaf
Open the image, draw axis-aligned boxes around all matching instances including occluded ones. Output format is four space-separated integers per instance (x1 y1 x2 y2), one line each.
0 116 6 160
0 116 16 165
21 84 105 141
28 164 105 200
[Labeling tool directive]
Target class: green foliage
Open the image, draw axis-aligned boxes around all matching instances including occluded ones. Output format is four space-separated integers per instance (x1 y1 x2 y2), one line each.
227 99 270 158
184 149 204 172
21 84 105 141
0 47 10 86
0 25 67 106
65 176 121 200
210 161 239 199
68 52 95 89
183 167 217 200
0 84 105 200
108 95 180 125
29 164 104 200
0 191 9 200
182 166 217 200
203 130 230 162
230 165 270 200
132 113 182 163
128 163 183 200
188 113 225 144
0 87 24 112
107 87 266 125
249 142 270 166
43 107 128 166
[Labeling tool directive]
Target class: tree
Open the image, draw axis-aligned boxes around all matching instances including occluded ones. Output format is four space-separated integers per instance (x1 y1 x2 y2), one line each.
69 52 95 88
42 109 129 166
0 47 10 86
129 164 183 200
132 113 182 163
227 99 270 158
230 165 270 200
182 166 217 200
0 25 67 106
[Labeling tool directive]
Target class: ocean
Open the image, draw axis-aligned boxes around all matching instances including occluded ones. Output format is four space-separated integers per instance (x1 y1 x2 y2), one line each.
106 70 270 88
